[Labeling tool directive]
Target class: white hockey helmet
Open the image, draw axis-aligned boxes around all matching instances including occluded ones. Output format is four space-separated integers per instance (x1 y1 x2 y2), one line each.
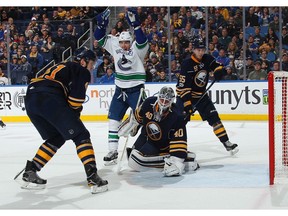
119 31 133 44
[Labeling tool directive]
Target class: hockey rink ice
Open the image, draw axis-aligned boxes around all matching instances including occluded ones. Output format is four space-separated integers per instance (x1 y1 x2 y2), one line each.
1 120 288 211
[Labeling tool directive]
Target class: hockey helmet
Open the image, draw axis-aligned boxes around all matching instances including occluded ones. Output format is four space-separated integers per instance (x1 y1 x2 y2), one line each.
74 47 96 63
192 36 206 49
157 86 175 114
119 31 133 44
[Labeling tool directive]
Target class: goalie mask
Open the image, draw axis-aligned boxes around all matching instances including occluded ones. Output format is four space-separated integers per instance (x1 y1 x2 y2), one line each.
154 86 175 121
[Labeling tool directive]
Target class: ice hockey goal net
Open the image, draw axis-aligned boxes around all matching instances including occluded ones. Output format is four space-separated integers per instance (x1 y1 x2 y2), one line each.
268 71 288 185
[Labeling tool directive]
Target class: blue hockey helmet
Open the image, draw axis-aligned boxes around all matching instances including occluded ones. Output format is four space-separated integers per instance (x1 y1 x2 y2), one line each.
74 47 96 63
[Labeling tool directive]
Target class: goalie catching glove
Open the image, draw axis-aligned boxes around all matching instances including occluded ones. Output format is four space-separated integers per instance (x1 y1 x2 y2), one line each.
126 7 141 28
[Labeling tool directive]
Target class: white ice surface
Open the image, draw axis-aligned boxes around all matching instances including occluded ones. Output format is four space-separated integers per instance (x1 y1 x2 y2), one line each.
1 121 288 210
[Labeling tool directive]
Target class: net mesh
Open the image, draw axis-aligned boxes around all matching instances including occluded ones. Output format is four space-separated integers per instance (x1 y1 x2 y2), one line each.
272 72 288 184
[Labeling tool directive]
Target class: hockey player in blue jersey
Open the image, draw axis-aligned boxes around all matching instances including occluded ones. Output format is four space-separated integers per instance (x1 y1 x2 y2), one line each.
176 37 239 155
118 86 199 176
17 47 108 194
94 8 149 165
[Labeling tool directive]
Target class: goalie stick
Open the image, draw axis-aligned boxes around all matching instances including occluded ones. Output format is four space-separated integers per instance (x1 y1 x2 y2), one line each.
116 88 147 175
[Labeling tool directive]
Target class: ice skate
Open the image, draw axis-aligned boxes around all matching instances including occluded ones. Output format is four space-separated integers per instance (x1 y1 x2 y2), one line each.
223 140 239 155
103 150 118 165
85 164 108 194
184 151 199 171
21 160 47 190
0 120 6 128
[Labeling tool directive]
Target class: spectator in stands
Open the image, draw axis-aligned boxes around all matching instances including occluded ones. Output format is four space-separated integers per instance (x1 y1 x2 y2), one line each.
259 49 272 68
177 30 189 49
158 35 168 55
147 54 163 81
183 42 194 59
156 50 168 69
171 12 182 30
147 25 162 43
92 40 103 57
31 7 45 21
19 55 32 75
216 48 230 66
42 17 55 32
282 26 288 46
253 26 265 47
170 59 181 82
208 42 219 58
40 35 55 63
28 17 40 35
265 27 279 44
171 36 183 55
247 35 259 56
153 69 169 82
0 50 8 70
0 67 8 85
226 16 240 37
99 65 115 84
248 59 267 80
174 51 183 67
117 12 130 30
261 59 271 74
218 27 232 50
96 55 111 79
246 7 259 27
258 7 271 26
135 7 147 24
27 45 43 79
17 33 28 51
223 65 238 80
1 10 9 22
31 34 43 49
272 61 280 71
212 35 221 51
227 41 239 60
64 23 77 51
269 13 280 32
183 22 196 43
155 13 167 29
182 9 197 28
282 53 288 71
10 55 20 71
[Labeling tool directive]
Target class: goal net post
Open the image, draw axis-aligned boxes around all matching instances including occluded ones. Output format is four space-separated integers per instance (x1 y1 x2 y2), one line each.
268 71 288 185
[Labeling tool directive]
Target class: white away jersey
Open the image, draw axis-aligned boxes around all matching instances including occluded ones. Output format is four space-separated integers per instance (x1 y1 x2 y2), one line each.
99 34 149 88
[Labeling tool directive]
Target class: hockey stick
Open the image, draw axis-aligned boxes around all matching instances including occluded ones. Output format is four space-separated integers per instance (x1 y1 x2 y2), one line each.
185 79 216 119
116 135 130 175
116 88 147 175
14 167 25 180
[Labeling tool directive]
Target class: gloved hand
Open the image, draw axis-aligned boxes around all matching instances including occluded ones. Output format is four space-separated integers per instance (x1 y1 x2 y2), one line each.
183 103 194 122
126 7 141 28
96 8 110 29
213 68 226 81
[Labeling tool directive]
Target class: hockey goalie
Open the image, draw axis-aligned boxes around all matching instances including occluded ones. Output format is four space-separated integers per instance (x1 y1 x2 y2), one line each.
118 86 199 176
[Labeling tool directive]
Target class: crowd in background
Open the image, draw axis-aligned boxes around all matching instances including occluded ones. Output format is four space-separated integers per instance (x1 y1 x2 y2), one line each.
1 6 288 85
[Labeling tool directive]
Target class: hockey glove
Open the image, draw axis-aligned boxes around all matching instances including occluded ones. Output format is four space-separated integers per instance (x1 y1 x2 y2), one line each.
183 101 194 122
96 8 110 29
213 68 226 81
126 7 141 28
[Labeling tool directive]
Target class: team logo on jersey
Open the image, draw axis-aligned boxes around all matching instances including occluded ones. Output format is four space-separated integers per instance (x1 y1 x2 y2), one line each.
117 54 132 71
194 70 207 88
146 122 162 141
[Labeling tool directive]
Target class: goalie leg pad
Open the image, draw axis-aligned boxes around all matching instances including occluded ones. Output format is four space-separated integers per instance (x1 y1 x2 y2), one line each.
128 149 166 171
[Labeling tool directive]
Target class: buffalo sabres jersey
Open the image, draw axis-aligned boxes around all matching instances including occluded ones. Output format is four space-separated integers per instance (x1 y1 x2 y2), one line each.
98 34 149 88
176 54 223 102
29 61 90 110
135 97 187 156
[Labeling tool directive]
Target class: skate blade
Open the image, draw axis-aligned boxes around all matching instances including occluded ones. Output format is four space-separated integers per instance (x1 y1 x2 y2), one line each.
104 159 117 166
229 147 239 156
90 184 108 194
20 180 46 190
